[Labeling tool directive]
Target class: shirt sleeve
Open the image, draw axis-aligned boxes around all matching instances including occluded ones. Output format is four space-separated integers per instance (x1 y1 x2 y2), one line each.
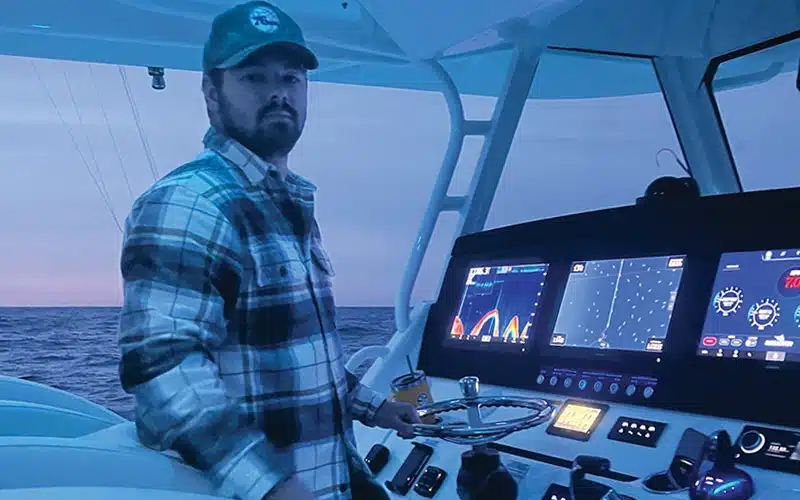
118 184 290 500
345 370 387 426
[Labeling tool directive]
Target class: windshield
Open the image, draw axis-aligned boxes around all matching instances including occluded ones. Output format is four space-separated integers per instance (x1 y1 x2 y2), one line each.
710 38 800 191
481 51 689 231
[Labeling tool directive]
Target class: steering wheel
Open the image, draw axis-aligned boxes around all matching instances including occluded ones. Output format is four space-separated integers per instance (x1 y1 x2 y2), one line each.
411 376 555 446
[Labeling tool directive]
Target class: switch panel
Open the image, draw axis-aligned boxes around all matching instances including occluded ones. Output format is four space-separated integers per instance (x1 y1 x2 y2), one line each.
608 416 666 447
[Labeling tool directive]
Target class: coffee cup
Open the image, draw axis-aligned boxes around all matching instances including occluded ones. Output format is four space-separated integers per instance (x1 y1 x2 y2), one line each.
391 370 436 424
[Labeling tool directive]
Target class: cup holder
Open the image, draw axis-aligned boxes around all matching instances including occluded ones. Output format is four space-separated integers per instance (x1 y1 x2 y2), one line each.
642 456 694 494
643 471 684 493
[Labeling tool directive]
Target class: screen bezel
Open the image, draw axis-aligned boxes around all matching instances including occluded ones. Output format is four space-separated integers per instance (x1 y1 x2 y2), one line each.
537 254 690 364
696 248 800 367
439 257 552 354
546 399 610 441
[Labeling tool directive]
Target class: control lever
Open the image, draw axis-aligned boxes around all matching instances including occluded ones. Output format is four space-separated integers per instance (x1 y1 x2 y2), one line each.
569 455 624 500
689 430 754 500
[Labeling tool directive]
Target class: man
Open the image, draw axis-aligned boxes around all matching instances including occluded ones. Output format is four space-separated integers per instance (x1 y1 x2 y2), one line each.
117 2 419 499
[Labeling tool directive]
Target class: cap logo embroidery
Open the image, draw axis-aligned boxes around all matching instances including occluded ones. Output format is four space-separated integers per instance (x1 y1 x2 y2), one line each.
249 6 280 33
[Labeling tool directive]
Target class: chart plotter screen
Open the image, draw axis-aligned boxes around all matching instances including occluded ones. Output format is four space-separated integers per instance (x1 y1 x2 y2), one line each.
448 263 548 348
699 249 800 363
551 256 685 353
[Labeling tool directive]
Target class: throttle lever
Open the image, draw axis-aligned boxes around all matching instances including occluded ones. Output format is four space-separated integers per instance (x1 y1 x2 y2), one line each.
570 455 622 500
573 455 611 476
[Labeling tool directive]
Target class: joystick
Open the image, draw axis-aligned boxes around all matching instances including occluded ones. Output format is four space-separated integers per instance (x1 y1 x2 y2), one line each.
689 430 754 500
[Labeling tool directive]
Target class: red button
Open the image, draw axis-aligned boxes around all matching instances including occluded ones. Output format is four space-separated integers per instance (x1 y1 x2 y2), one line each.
702 336 717 346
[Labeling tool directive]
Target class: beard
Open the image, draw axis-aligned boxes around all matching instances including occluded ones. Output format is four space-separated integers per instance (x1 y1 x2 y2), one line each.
218 99 302 160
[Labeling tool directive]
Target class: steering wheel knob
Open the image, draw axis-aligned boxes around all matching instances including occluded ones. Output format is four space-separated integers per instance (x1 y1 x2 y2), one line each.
459 376 480 398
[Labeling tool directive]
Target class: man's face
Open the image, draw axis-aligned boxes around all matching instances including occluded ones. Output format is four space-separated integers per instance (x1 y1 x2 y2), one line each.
209 48 308 160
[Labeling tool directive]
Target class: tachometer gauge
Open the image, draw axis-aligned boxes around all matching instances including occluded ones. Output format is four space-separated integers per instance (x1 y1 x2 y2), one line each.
714 286 743 316
748 299 780 331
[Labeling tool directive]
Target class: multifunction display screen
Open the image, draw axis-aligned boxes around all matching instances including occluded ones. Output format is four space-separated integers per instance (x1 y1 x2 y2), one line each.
448 263 548 351
552 256 685 353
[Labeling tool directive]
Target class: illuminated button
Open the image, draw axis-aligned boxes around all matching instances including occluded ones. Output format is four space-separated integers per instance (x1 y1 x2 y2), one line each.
609 382 619 395
740 430 766 454
593 381 603 392
578 379 588 390
625 384 636 396
549 375 559 386
563 378 573 389
643 386 654 399
536 374 545 385
648 426 655 432
702 336 717 347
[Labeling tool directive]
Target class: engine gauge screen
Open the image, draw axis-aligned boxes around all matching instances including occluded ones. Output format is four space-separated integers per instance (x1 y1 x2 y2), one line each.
546 400 609 441
699 249 800 363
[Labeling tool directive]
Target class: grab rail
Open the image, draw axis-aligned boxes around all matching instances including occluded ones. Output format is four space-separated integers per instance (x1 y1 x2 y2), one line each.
394 41 543 331
393 60 470 332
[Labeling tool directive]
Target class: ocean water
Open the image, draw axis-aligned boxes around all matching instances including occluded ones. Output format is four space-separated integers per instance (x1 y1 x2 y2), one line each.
0 306 395 420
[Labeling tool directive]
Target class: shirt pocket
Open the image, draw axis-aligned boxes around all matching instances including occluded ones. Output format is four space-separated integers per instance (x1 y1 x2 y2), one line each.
251 240 307 289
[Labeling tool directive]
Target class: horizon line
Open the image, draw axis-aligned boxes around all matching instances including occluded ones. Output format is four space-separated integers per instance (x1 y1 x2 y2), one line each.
0 304 395 308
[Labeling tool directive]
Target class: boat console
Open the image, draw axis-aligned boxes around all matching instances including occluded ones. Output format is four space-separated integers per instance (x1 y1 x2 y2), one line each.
368 187 800 499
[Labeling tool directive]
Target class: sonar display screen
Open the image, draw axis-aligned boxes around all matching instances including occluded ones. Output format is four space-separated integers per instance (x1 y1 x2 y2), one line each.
699 249 800 363
449 263 548 349
551 256 685 353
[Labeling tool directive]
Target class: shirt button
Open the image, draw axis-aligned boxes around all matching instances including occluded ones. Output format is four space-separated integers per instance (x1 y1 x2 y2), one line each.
279 266 288 277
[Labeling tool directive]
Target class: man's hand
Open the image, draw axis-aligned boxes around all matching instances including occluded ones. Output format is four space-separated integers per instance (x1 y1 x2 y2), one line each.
373 400 421 438
263 476 315 500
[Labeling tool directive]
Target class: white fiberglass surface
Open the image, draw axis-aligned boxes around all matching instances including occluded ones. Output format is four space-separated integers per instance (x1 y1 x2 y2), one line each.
711 38 800 192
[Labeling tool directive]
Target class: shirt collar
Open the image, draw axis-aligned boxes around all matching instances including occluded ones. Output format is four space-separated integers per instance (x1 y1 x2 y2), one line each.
202 127 316 194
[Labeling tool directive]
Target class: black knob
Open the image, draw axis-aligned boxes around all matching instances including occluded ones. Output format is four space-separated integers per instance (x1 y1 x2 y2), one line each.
456 449 517 500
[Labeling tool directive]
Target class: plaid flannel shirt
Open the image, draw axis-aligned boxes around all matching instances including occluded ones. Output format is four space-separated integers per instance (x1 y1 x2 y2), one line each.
118 127 387 500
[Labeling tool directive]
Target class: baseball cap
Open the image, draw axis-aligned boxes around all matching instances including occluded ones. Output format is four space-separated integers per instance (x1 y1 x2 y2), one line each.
202 1 319 72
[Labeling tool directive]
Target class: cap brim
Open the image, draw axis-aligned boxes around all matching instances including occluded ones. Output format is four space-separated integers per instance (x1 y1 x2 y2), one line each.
218 41 319 70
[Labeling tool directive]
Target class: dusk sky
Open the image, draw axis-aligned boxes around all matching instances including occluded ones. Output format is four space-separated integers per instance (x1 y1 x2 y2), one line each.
0 54 795 307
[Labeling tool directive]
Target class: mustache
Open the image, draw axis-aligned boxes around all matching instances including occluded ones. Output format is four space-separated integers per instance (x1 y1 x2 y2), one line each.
259 102 297 121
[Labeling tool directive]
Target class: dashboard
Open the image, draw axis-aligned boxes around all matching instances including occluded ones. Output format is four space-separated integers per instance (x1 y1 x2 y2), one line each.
368 187 800 499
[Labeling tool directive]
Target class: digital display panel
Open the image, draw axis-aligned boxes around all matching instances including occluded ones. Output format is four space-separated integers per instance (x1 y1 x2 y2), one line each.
448 263 548 350
546 400 609 441
551 256 685 353
554 405 603 433
699 249 800 363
